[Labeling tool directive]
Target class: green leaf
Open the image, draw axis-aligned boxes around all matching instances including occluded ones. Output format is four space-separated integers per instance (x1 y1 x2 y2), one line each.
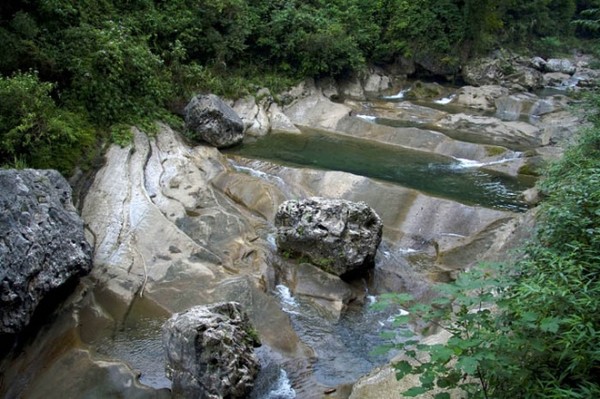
434 393 451 399
430 345 454 363
370 344 393 356
420 370 436 387
456 356 479 375
394 360 413 379
540 317 561 333
392 315 411 326
403 386 431 397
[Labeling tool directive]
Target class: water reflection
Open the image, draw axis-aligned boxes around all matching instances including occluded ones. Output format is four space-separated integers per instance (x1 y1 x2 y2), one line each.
225 129 532 211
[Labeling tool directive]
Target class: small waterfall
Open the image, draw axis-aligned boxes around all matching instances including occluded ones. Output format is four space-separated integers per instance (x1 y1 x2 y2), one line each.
382 88 410 100
449 153 522 170
252 365 296 399
434 94 456 105
356 114 377 122
274 284 301 315
264 369 296 399
266 233 277 251
495 96 524 121
229 160 287 187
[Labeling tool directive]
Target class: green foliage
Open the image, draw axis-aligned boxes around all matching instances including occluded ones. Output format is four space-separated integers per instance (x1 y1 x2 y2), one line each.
573 7 600 36
251 0 367 77
501 0 577 44
57 21 172 127
0 71 94 174
375 0 466 62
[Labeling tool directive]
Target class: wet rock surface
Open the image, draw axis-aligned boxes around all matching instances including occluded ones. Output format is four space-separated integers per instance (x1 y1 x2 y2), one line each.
2 51 594 399
0 169 92 335
162 302 261 399
185 94 244 148
275 198 383 277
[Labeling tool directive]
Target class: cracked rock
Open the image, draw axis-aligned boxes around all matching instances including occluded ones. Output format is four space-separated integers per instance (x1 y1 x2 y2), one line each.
0 169 93 334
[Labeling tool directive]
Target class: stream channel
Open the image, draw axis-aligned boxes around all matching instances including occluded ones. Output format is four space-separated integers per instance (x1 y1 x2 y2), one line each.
91 85 538 398
6 83 551 399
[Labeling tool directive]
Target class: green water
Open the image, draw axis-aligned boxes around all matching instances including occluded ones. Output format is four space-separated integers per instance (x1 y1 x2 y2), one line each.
225 129 533 212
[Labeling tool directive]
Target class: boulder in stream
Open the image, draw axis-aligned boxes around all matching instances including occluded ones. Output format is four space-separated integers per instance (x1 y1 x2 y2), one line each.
274 197 383 277
463 56 543 90
544 58 576 75
0 169 93 335
162 302 261 399
184 94 244 148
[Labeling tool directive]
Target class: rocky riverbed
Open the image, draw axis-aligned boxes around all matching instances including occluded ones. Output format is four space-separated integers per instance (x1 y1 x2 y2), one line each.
0 52 591 398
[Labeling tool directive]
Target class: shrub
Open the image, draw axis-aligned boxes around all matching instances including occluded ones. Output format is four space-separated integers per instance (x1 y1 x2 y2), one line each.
0 71 95 174
57 21 172 127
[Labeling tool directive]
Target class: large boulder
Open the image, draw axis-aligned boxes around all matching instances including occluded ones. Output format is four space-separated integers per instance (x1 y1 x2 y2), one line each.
184 94 244 148
0 169 93 334
414 52 461 77
544 58 576 75
404 81 446 101
162 302 261 399
274 198 383 277
454 85 510 112
463 57 543 90
362 67 392 93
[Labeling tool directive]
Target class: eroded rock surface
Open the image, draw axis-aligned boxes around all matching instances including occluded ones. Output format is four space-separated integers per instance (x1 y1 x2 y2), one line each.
462 56 543 90
275 197 383 277
162 302 261 399
0 169 92 334
185 94 244 148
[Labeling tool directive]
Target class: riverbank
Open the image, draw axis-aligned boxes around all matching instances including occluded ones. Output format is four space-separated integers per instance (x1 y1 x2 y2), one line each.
1 49 597 398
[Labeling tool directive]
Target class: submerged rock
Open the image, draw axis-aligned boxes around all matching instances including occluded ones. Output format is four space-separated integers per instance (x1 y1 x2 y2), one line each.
184 94 244 148
275 197 383 277
162 302 261 399
0 169 92 335
434 113 543 149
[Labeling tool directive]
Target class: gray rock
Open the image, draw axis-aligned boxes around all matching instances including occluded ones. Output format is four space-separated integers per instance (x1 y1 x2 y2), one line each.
495 92 539 121
545 58 576 75
511 65 544 90
184 94 244 148
404 81 446 101
530 56 547 70
275 198 383 277
572 68 600 88
542 72 572 88
454 85 510 111
414 52 460 76
162 302 261 399
433 113 543 149
463 57 543 90
338 75 366 100
520 187 542 206
0 169 92 334
363 67 391 93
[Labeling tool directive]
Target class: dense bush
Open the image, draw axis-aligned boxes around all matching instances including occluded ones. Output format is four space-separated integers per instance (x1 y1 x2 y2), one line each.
0 72 94 174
